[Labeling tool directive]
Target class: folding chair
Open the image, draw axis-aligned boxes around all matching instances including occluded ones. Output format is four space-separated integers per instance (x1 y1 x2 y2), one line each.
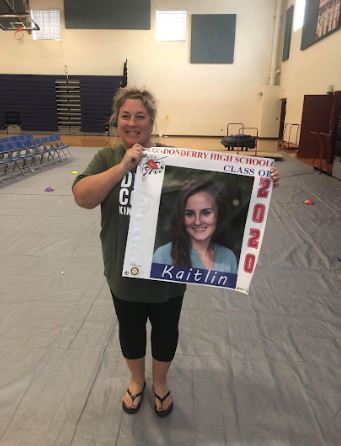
41 135 65 162
0 157 18 181
0 142 25 178
49 134 73 160
5 141 34 174
31 138 59 165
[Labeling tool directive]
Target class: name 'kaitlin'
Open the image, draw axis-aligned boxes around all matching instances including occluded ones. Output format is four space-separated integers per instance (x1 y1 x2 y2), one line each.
160 265 232 286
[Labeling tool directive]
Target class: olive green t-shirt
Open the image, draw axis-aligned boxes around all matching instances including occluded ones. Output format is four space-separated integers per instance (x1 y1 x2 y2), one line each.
73 144 186 302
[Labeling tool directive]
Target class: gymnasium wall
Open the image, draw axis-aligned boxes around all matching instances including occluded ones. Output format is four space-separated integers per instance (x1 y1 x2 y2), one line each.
1 0 340 136
280 0 341 128
1 0 276 136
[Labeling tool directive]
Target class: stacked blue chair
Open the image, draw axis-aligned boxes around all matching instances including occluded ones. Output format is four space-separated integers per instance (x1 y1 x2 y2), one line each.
44 134 73 161
0 133 72 183
0 140 30 179
0 142 18 181
31 137 58 165
31 135 72 164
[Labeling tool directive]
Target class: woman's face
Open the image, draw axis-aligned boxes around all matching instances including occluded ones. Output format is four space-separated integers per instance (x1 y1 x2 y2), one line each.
117 98 153 148
184 191 218 244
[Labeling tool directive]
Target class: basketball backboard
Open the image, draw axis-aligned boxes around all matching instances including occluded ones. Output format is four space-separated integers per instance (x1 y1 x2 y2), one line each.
0 0 39 30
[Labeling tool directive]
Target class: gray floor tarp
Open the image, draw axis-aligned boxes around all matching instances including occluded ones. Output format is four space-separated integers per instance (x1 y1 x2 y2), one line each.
0 147 340 445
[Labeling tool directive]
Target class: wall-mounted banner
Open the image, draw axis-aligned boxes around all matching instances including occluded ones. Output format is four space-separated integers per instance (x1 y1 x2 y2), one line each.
123 147 274 294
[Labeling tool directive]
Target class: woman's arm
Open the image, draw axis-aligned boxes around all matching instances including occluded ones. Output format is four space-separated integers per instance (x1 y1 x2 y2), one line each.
73 163 126 209
73 144 144 209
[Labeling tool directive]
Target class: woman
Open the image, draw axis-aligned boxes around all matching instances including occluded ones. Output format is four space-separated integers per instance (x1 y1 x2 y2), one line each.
73 87 280 417
73 88 184 417
153 179 238 273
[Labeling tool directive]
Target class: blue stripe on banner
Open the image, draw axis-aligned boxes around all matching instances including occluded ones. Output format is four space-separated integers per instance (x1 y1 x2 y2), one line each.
150 263 237 289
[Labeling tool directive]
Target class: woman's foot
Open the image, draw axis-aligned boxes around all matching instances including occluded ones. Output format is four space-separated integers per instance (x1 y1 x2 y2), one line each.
153 383 173 417
122 381 146 414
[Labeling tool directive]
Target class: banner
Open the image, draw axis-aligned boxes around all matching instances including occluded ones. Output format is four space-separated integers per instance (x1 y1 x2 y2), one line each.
123 147 274 294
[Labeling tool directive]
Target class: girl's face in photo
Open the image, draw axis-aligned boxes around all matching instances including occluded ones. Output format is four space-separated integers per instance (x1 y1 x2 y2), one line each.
184 191 218 244
117 99 153 148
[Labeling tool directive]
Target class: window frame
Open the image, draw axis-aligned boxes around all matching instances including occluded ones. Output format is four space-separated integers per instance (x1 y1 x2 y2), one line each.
31 9 61 41
155 10 187 42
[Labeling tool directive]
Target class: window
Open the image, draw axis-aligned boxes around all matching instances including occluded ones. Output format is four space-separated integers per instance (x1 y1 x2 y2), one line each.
31 10 61 40
293 0 306 31
156 10 186 41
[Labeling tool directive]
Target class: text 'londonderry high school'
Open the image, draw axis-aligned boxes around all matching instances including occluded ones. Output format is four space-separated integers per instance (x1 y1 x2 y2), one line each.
147 147 273 166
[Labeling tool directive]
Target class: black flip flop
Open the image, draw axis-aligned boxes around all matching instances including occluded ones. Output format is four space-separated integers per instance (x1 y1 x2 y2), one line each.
153 387 174 417
122 382 146 414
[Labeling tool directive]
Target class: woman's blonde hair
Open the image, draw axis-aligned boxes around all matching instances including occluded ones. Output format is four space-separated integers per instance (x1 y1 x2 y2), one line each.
109 87 157 127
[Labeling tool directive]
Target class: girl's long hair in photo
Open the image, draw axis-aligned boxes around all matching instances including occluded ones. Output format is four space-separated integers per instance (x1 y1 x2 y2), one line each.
170 179 227 267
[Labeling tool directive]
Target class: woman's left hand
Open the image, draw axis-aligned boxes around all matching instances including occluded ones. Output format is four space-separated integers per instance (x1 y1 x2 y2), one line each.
270 167 280 187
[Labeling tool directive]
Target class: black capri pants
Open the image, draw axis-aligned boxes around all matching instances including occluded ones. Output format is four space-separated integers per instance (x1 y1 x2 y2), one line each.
111 292 184 362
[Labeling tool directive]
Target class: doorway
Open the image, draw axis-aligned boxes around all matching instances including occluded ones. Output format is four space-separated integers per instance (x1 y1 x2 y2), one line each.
298 95 333 158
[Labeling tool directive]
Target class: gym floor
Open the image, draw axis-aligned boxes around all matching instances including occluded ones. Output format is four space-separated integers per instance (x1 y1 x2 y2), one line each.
0 143 340 445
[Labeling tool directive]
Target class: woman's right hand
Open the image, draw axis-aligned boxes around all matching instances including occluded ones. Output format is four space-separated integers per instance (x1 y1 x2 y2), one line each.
120 144 145 174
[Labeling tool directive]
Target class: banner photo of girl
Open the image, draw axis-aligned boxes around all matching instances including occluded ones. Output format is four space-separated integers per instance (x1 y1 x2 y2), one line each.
123 147 274 294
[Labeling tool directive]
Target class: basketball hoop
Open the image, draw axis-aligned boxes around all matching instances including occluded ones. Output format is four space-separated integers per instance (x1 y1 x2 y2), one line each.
14 24 24 40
